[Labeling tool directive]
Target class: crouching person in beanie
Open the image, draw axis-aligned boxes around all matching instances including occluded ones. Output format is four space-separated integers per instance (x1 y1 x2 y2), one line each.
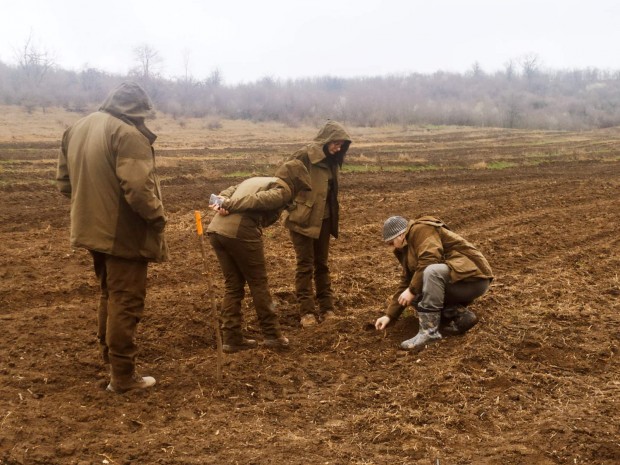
207 160 312 353
375 216 493 352
57 82 168 393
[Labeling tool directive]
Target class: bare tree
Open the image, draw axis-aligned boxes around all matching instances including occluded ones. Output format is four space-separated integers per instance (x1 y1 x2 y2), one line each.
14 33 55 84
205 68 222 87
133 44 162 81
503 59 516 81
470 61 484 78
182 48 195 83
520 53 541 80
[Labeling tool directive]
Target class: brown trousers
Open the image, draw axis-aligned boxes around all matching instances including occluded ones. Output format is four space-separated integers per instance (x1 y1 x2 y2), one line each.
91 251 148 381
208 233 281 344
289 218 334 317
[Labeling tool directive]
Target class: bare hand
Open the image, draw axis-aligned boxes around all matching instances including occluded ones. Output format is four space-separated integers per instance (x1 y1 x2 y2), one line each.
398 289 415 306
375 315 391 330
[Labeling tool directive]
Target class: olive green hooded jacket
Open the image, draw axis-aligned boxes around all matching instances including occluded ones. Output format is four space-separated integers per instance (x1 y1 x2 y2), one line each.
207 159 312 241
56 82 168 262
386 216 493 319
282 120 352 239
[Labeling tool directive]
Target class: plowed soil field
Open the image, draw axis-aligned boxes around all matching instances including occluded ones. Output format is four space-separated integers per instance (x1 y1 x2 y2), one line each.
1 108 619 464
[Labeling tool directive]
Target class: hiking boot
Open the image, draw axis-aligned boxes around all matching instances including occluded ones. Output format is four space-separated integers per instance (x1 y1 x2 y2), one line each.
321 310 337 322
263 335 290 349
222 338 258 354
400 311 442 352
456 308 478 333
107 372 156 394
300 313 318 328
441 308 479 336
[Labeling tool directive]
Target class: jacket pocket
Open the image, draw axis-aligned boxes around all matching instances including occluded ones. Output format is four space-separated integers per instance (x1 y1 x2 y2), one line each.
287 197 314 226
447 253 479 276
141 226 166 261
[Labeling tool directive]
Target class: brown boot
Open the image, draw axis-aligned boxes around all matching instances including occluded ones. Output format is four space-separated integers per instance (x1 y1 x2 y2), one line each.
222 338 258 354
107 372 156 394
300 313 318 328
441 307 479 336
263 335 290 350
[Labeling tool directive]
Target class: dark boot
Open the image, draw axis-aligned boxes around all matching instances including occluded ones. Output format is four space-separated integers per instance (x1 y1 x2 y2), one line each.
222 338 258 354
441 306 479 336
400 310 442 352
263 335 290 350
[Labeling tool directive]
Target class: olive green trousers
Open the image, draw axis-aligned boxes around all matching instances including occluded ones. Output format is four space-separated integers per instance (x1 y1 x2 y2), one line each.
91 251 148 383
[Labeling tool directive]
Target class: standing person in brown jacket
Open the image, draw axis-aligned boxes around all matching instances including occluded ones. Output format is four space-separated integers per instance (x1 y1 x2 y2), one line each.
282 120 352 327
207 160 311 353
57 82 168 393
375 216 493 352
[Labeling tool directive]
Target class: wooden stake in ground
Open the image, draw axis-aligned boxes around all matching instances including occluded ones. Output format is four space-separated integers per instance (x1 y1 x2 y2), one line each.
194 210 223 383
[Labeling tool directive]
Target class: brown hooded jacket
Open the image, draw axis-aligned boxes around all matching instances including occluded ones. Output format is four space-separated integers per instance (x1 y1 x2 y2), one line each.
56 82 168 262
207 159 312 241
386 216 493 319
282 120 352 239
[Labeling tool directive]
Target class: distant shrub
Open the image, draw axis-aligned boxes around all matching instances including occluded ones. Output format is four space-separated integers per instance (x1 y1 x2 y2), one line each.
206 119 222 130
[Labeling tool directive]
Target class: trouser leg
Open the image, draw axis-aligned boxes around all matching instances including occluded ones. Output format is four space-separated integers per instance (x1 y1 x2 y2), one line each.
419 262 490 313
209 234 245 345
104 255 148 382
401 264 448 351
443 278 491 334
419 263 451 312
236 240 280 339
91 251 110 364
444 278 491 306
313 219 334 315
290 230 317 317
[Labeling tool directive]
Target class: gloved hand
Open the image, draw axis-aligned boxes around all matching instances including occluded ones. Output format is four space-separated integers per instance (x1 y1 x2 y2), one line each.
375 315 391 330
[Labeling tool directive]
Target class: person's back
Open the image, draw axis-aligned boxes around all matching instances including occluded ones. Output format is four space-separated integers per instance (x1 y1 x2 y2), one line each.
56 82 166 394
58 82 167 262
207 176 288 241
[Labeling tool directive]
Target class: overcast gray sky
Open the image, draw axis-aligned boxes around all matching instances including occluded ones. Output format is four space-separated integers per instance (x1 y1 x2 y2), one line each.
1 0 618 84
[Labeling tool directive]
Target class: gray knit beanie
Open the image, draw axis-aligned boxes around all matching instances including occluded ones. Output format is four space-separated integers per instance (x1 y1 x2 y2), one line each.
383 216 408 242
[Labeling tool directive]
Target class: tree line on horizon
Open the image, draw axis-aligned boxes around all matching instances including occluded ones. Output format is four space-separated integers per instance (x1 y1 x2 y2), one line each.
1 43 619 131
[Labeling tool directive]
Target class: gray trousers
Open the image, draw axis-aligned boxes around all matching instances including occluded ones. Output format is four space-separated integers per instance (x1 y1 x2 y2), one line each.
419 263 490 312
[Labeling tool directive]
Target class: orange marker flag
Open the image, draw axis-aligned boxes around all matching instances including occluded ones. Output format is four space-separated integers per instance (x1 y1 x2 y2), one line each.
194 210 203 236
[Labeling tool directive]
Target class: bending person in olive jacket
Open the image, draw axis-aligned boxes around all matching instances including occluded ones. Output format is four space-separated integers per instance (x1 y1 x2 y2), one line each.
281 120 352 327
56 82 167 393
375 216 493 352
207 160 312 353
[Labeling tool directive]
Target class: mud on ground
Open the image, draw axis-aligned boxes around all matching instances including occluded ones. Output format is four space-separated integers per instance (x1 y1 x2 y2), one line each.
0 117 619 464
